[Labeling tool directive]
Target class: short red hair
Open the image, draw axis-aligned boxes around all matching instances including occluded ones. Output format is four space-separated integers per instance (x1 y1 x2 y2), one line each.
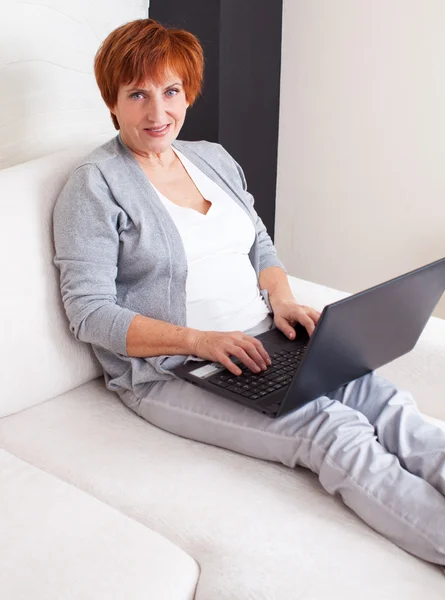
94 19 204 130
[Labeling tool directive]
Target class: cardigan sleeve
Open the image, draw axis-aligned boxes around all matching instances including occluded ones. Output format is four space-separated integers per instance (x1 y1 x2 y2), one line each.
216 144 286 273
53 163 138 356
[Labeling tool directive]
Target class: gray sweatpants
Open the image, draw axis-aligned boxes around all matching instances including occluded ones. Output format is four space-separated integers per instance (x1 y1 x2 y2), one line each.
120 323 445 565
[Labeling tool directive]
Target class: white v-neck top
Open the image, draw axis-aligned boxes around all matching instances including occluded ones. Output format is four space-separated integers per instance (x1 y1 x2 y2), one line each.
152 148 270 332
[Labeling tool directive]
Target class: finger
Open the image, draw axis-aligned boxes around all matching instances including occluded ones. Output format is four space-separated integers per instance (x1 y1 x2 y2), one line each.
217 352 242 376
274 315 296 340
230 346 263 373
238 339 268 370
283 308 315 337
243 336 271 366
303 306 321 324
299 313 316 336
229 332 270 366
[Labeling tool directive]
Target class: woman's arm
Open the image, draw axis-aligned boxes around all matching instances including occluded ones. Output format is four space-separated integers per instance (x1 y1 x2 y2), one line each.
54 164 139 356
259 266 295 305
259 266 320 338
127 315 270 376
126 315 195 357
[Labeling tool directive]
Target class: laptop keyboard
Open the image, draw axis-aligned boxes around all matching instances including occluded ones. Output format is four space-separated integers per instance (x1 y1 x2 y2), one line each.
210 346 307 401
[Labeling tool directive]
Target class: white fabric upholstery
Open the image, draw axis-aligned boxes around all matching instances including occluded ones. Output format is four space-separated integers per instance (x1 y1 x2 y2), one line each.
0 0 147 168
0 449 198 599
0 146 105 418
1 380 444 599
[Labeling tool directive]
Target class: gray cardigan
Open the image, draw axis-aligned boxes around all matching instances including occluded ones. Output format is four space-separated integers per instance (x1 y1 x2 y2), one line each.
53 134 285 398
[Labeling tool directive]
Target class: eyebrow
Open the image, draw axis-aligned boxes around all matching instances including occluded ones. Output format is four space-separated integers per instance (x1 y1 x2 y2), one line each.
126 82 183 92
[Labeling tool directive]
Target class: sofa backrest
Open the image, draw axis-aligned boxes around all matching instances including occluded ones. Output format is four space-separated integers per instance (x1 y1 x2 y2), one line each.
0 1 148 168
0 143 107 417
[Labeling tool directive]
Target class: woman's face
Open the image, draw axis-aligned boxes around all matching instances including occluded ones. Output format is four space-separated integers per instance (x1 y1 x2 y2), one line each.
111 74 189 156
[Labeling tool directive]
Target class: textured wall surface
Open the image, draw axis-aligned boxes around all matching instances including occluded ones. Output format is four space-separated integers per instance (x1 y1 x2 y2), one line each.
276 0 445 318
0 0 148 168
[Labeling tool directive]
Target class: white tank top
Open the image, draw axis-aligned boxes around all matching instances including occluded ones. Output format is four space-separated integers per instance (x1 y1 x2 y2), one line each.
152 148 270 332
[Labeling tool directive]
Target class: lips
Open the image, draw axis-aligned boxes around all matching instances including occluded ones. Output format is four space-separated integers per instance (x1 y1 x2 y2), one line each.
143 123 171 138
146 124 169 132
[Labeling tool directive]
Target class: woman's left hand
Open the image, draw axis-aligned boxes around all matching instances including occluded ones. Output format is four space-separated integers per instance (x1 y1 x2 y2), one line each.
271 299 321 340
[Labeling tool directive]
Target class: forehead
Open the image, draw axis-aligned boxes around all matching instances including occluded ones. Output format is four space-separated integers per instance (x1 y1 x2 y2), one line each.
123 72 183 91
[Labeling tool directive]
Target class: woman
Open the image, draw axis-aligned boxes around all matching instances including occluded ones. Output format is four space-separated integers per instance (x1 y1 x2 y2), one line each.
53 18 445 566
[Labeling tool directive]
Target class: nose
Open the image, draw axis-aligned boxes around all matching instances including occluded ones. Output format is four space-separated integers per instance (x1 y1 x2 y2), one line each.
146 95 166 124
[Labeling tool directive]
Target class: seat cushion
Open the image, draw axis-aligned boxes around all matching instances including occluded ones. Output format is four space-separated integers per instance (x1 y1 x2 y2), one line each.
0 449 198 600
0 380 444 599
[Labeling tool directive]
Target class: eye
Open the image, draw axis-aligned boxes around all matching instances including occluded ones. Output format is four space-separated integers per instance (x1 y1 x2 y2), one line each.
165 88 179 98
129 92 144 100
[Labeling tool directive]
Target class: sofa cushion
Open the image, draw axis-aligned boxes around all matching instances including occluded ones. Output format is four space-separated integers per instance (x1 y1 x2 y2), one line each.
0 449 198 600
0 145 106 418
1 380 443 599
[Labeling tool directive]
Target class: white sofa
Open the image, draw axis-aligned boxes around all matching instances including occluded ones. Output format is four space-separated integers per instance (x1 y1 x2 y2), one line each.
1 142 445 600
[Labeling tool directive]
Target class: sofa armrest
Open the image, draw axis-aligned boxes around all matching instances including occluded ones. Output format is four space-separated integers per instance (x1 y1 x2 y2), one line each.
287 276 445 421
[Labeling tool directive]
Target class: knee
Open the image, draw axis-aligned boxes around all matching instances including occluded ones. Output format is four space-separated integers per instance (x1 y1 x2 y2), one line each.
334 371 415 412
306 399 375 453
297 400 379 480
368 373 417 410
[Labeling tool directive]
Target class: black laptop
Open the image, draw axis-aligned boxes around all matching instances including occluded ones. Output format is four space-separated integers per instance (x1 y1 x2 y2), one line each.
173 257 445 418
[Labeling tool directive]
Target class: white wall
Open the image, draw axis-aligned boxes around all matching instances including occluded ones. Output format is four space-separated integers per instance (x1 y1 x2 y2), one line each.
275 0 445 318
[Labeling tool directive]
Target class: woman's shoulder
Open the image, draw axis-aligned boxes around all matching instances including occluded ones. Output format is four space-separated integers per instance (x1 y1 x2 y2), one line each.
70 135 122 174
55 136 124 213
173 139 242 182
173 138 224 158
58 135 133 201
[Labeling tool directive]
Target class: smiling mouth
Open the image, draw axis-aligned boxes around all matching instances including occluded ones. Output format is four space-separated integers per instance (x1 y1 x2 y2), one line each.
145 124 170 132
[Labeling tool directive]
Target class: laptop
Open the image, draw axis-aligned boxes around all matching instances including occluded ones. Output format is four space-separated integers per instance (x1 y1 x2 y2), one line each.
173 257 445 418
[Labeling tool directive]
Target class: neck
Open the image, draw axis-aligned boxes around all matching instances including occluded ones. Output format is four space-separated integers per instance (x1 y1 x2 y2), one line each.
121 134 177 170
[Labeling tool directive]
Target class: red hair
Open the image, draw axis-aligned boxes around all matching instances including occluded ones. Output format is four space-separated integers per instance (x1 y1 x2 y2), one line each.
94 19 204 130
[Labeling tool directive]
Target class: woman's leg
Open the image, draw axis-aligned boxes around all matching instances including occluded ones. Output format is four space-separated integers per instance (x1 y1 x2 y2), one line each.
120 379 445 564
328 373 445 495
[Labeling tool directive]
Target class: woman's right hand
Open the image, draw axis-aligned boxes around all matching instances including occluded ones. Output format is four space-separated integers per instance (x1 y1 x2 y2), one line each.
190 330 272 376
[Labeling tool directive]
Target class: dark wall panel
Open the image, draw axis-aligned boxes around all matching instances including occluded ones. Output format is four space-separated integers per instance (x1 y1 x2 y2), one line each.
149 0 283 238
149 0 221 142
219 0 282 238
